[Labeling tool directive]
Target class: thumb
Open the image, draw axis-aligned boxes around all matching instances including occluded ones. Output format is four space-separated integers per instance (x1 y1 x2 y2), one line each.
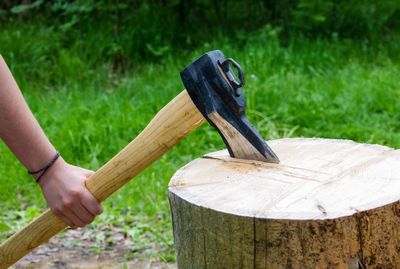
80 168 95 178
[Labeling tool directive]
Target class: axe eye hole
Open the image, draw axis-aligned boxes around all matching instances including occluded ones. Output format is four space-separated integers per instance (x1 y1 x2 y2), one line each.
220 58 245 96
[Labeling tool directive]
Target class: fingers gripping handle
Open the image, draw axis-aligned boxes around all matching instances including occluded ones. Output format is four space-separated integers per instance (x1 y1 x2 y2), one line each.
0 90 205 268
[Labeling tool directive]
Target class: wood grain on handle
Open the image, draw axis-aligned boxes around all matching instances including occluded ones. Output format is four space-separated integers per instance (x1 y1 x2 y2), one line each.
0 90 205 268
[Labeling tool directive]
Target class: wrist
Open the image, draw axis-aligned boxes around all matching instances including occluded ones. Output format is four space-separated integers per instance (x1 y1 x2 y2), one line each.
25 146 57 174
33 155 67 187
28 151 61 183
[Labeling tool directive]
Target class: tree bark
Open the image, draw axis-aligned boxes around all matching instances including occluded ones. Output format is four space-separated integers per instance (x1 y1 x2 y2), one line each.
168 138 400 269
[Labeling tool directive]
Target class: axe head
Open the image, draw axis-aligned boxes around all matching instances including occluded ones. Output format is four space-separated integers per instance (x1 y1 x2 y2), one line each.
181 50 279 163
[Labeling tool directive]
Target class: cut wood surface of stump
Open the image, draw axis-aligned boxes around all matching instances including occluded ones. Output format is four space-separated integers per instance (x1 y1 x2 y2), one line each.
168 138 400 269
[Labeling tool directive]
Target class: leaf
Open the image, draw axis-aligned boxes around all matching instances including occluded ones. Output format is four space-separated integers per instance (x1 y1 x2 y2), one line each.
0 221 10 232
313 14 326 22
95 232 105 242
11 0 44 14
145 43 170 57
25 206 41 219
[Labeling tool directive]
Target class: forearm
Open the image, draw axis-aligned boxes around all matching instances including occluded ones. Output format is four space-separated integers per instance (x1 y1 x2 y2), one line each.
0 55 103 227
0 55 56 172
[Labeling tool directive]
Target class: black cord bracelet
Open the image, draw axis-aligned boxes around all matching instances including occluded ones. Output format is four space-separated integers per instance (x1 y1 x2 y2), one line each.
28 152 60 183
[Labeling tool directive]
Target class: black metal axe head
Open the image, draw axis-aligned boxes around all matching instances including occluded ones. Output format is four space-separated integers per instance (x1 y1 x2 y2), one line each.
181 50 279 163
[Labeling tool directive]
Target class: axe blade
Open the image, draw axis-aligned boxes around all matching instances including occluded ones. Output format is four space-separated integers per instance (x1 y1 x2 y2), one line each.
181 50 279 163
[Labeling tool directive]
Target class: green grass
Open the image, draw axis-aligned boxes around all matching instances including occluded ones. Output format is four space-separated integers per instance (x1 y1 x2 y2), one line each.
1 23 400 260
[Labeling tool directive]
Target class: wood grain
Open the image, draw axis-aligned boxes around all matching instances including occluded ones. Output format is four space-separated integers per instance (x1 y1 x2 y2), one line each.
208 112 268 161
0 90 205 269
169 138 400 268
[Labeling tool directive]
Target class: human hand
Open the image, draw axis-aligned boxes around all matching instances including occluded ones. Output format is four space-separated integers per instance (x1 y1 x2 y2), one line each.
37 158 103 227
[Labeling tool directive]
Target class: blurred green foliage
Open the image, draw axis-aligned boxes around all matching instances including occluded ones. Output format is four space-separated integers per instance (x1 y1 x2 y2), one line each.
0 0 399 65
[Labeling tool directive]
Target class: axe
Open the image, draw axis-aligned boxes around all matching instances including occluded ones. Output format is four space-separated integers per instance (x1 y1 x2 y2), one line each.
0 50 279 268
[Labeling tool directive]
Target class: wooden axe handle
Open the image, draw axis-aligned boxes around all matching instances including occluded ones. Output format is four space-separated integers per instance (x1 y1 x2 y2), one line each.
0 90 205 268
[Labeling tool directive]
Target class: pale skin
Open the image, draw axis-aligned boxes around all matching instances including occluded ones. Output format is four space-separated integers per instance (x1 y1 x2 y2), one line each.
0 55 103 227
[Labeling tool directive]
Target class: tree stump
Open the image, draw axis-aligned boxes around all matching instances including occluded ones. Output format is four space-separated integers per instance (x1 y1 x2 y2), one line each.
168 138 400 269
